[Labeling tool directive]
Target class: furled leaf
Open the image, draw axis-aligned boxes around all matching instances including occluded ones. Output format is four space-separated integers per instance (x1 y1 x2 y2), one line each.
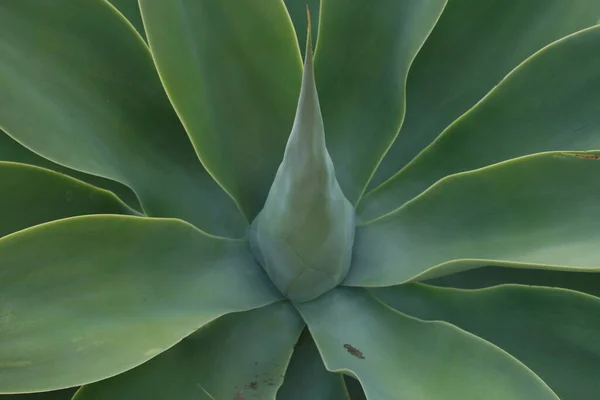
0 0 245 237
75 302 303 400
346 152 600 287
428 267 600 298
0 216 280 393
373 284 600 399
139 0 302 220
0 129 139 211
284 0 320 56
249 22 354 303
0 162 133 237
371 0 600 187
297 287 557 400
277 330 349 400
314 0 447 203
106 0 145 39
360 26 600 222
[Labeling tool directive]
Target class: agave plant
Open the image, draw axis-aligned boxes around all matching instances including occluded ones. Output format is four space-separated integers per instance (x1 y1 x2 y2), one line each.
2 0 600 399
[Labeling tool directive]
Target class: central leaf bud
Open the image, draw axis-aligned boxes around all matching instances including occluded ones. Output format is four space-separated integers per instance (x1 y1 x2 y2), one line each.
249 18 355 302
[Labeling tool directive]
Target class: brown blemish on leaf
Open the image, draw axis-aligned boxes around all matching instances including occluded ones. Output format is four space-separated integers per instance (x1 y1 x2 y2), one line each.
344 344 365 359
245 381 258 390
232 393 245 400
575 154 600 159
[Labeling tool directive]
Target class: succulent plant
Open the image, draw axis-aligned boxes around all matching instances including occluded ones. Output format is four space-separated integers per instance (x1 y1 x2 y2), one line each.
2 0 600 399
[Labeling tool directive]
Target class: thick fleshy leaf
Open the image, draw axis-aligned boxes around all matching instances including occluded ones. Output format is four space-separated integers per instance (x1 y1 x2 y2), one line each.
0 389 76 400
249 26 354 303
360 26 600 222
344 377 366 400
139 0 302 220
346 152 600 287
373 284 600 399
0 162 133 237
0 216 280 393
297 287 557 400
371 0 600 187
106 0 145 38
277 330 349 400
75 302 303 400
0 130 139 210
0 0 246 237
428 266 600 298
314 0 447 203
284 0 320 56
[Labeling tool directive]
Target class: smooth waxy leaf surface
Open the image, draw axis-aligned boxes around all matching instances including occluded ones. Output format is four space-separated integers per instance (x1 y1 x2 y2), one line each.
0 130 139 210
139 0 302 220
347 152 600 287
0 0 245 237
0 162 132 237
106 0 145 38
0 216 280 393
75 302 302 400
297 288 557 400
277 330 349 400
361 26 600 221
428 267 600 298
372 0 600 187
0 389 76 400
373 284 600 399
249 26 354 303
284 0 320 57
315 0 447 203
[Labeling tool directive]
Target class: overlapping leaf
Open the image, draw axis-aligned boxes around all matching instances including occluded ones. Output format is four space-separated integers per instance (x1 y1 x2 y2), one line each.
360 26 600 221
0 0 245 237
347 152 600 287
0 216 280 393
373 284 600 399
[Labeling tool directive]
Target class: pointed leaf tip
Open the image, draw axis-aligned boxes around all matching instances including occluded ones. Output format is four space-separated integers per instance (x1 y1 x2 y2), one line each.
249 29 355 302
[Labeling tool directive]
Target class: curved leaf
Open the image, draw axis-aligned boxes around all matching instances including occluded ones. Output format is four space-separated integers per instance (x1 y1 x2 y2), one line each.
0 216 280 393
372 0 600 188
284 0 320 57
106 0 145 39
343 376 366 400
427 267 600 298
75 302 302 400
0 0 246 237
277 330 349 400
373 283 600 399
0 162 133 237
360 26 600 222
297 287 557 400
0 130 139 211
346 152 600 287
0 389 76 400
139 0 302 220
315 0 447 203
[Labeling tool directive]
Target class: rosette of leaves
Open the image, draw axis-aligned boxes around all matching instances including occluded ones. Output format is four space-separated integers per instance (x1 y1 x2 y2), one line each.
2 0 600 399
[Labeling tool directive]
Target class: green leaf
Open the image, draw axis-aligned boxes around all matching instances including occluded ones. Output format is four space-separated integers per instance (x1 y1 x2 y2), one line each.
74 302 303 400
277 330 349 400
249 24 355 303
360 25 600 222
373 283 600 399
371 0 600 188
314 0 447 203
0 0 246 237
0 216 280 393
0 389 76 400
0 129 140 211
0 162 133 238
106 0 145 39
343 376 366 400
427 267 600 298
346 152 600 287
138 0 302 220
284 0 320 57
297 287 557 400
